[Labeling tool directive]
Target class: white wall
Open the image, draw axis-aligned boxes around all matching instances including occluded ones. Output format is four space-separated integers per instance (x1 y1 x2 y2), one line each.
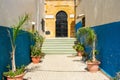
76 0 120 26
0 0 45 33
0 0 35 26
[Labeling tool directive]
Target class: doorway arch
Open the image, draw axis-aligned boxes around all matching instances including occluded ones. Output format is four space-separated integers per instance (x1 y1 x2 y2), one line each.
56 11 68 37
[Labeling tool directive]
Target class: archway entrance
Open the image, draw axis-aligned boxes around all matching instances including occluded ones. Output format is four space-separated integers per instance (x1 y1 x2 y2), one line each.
56 11 68 37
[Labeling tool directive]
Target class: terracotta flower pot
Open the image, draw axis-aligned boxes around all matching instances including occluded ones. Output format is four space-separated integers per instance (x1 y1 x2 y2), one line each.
87 61 100 72
77 51 83 57
6 73 24 80
31 56 41 64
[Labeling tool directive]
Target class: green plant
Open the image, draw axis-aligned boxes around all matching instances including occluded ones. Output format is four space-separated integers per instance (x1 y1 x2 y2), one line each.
113 78 117 80
32 31 44 48
77 27 97 62
73 42 84 52
31 31 45 58
3 65 25 78
3 14 29 77
31 45 45 57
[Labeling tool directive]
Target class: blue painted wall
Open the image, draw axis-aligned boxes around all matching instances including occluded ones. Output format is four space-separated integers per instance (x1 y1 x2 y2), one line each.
76 21 120 77
75 21 82 33
93 22 120 77
0 26 32 80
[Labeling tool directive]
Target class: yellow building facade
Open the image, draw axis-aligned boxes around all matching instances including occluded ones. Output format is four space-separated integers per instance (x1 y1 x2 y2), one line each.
45 0 75 38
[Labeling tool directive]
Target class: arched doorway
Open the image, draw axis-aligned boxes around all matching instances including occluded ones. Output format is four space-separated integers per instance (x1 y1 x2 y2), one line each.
56 11 68 37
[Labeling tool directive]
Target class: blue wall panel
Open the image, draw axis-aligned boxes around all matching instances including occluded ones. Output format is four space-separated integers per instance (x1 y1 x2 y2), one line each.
0 26 32 80
93 22 120 77
0 26 11 80
15 31 31 66
75 21 82 32
76 21 120 77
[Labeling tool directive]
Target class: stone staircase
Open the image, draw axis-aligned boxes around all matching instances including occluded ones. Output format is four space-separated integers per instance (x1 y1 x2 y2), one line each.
42 38 76 54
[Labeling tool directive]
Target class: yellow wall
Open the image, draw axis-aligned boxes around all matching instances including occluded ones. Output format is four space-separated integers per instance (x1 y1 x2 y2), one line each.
45 0 75 38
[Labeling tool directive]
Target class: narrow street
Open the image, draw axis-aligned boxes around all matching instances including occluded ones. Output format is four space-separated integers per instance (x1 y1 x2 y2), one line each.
24 55 110 80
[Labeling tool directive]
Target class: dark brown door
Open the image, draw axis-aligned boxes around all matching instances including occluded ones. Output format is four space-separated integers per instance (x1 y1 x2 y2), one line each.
56 11 68 37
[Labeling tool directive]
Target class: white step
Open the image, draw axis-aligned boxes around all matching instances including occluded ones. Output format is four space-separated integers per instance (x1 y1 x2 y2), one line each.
42 38 76 54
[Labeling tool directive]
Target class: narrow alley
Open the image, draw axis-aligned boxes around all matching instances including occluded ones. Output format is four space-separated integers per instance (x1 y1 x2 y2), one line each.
24 55 110 80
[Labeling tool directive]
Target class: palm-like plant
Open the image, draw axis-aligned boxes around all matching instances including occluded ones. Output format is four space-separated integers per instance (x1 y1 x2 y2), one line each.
77 27 97 61
3 14 29 77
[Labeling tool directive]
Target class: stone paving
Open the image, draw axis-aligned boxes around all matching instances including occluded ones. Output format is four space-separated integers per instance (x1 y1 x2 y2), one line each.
24 54 110 80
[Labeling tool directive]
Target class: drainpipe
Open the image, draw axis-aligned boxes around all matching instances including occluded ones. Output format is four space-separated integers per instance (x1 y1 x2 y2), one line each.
74 0 76 38
74 0 76 24
36 0 40 31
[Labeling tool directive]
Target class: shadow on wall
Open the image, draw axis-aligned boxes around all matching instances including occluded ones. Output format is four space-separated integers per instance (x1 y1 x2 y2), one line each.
0 26 32 80
93 21 120 77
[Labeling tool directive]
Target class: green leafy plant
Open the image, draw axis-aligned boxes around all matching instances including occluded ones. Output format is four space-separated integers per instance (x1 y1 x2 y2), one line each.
32 31 44 48
31 45 45 57
77 27 97 62
73 42 84 52
31 31 45 58
3 14 29 77
3 65 25 78
112 78 117 80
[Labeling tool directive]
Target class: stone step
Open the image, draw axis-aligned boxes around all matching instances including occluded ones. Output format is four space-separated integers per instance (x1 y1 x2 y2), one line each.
42 47 73 49
43 41 74 44
42 50 76 54
42 44 74 47
42 38 76 54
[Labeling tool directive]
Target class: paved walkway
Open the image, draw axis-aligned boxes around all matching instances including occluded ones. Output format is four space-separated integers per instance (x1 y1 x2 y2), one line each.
24 54 110 80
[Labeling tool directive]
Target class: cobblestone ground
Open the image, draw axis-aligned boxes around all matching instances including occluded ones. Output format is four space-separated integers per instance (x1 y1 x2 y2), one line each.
24 54 110 80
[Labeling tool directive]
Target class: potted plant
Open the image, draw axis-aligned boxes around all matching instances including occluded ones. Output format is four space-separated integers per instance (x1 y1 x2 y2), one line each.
73 42 84 57
77 27 100 72
3 14 29 80
30 31 45 64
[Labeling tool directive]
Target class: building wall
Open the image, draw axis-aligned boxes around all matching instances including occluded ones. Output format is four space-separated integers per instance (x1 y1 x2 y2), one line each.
76 0 120 26
45 0 75 38
0 0 45 34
